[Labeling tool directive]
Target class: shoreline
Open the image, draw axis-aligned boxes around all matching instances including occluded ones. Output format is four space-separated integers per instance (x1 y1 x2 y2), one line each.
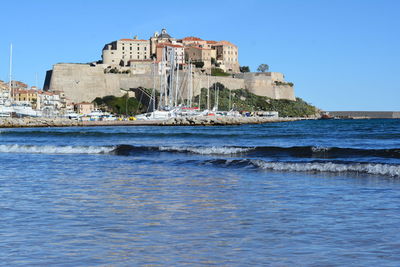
0 116 307 128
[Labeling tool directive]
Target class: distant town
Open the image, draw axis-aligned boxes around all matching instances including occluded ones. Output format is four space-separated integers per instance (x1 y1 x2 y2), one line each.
2 28 302 121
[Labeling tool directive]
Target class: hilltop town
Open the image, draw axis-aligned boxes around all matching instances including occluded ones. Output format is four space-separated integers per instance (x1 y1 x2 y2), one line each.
1 29 308 121
44 29 296 106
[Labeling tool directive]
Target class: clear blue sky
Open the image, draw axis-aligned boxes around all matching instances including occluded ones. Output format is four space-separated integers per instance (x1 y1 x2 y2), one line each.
0 0 399 111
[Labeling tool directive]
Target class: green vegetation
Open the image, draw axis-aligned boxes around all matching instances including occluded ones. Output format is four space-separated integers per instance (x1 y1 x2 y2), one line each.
211 68 231 77
257 64 269 72
193 61 204 68
93 94 147 115
104 67 131 74
92 85 316 117
194 83 317 117
240 66 250 73
274 81 294 87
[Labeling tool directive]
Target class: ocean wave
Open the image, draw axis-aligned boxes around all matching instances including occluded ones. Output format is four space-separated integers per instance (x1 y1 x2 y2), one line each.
158 146 252 155
206 159 400 177
252 160 400 177
0 144 115 154
109 145 400 159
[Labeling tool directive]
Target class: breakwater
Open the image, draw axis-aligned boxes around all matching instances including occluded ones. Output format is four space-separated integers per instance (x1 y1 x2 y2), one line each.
0 116 304 128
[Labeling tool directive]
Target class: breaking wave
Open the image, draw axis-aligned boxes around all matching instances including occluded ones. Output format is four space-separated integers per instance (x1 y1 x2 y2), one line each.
206 159 400 177
110 145 400 159
158 146 252 155
0 144 115 154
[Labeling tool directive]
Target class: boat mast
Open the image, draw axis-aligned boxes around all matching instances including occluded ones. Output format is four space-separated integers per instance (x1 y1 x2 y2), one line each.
9 43 13 100
229 89 231 110
175 62 179 107
216 84 219 111
152 58 156 115
189 61 193 108
168 47 174 108
207 74 210 110
198 77 201 110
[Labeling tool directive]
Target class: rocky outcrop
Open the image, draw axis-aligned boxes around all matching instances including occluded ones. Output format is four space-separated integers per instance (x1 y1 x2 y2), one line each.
0 117 80 128
161 116 302 126
0 116 305 128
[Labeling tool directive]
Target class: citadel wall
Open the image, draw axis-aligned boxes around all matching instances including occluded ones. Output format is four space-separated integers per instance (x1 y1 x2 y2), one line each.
44 63 295 103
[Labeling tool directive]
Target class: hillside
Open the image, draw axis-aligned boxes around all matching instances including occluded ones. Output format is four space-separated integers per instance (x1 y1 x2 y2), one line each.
92 83 318 117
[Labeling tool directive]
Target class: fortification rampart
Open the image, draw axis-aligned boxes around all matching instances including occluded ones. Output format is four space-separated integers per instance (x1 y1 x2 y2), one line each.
44 64 295 103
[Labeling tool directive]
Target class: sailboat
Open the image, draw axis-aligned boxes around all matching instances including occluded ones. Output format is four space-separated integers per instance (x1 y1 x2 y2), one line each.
136 47 197 120
1 44 42 118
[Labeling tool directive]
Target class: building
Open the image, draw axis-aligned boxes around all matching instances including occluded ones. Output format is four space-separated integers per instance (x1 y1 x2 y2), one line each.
44 28 296 103
75 102 94 115
150 29 176 57
212 41 239 73
102 36 150 66
184 46 213 70
180 36 207 47
156 43 185 64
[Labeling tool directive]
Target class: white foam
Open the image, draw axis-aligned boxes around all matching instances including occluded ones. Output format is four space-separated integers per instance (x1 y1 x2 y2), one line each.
251 160 400 177
159 146 252 155
311 146 331 152
0 144 115 154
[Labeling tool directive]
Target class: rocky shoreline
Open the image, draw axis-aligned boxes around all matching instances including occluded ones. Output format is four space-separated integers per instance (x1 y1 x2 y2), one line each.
0 116 308 128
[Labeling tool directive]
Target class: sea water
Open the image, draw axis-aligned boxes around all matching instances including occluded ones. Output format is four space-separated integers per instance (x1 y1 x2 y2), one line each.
1 119 400 266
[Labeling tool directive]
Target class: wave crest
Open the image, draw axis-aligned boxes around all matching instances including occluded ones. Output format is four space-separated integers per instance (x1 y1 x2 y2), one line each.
251 160 400 177
0 144 115 154
159 146 252 155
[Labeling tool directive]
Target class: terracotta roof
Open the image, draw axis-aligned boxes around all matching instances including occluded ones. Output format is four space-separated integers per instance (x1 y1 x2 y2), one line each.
182 36 203 41
14 89 37 94
216 40 237 47
119 38 148 42
128 59 153 62
186 46 211 50
157 43 184 48
206 40 217 44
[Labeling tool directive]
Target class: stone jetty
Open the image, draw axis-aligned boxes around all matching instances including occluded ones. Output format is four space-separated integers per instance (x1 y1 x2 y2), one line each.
0 116 306 128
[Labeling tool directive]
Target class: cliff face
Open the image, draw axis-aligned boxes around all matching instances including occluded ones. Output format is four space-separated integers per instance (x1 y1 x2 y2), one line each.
44 63 295 103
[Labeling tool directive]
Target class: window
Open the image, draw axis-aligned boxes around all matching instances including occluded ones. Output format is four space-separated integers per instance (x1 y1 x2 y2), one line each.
144 55 147 59
144 47 147 51
130 47 132 50
122 47 125 50
137 47 140 51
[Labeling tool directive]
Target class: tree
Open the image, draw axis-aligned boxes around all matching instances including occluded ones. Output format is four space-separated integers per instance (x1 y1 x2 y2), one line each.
194 61 204 68
257 64 269 72
240 66 250 73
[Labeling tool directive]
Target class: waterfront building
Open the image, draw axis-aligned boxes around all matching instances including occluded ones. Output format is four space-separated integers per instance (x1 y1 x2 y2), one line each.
12 89 39 108
75 102 94 115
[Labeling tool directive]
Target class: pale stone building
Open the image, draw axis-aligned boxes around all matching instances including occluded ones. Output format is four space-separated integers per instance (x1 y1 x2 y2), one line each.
156 43 185 64
184 46 213 70
213 41 239 73
150 29 176 57
75 102 94 115
180 36 207 47
102 37 150 66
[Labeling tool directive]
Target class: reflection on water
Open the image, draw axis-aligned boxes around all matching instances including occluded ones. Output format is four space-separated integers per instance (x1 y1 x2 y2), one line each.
1 121 400 265
1 153 400 265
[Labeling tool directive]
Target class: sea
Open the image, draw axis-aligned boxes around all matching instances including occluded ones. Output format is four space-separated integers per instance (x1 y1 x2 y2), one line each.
1 119 400 266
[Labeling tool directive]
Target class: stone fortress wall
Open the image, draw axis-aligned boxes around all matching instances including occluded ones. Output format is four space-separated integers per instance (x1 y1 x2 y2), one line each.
44 63 296 103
